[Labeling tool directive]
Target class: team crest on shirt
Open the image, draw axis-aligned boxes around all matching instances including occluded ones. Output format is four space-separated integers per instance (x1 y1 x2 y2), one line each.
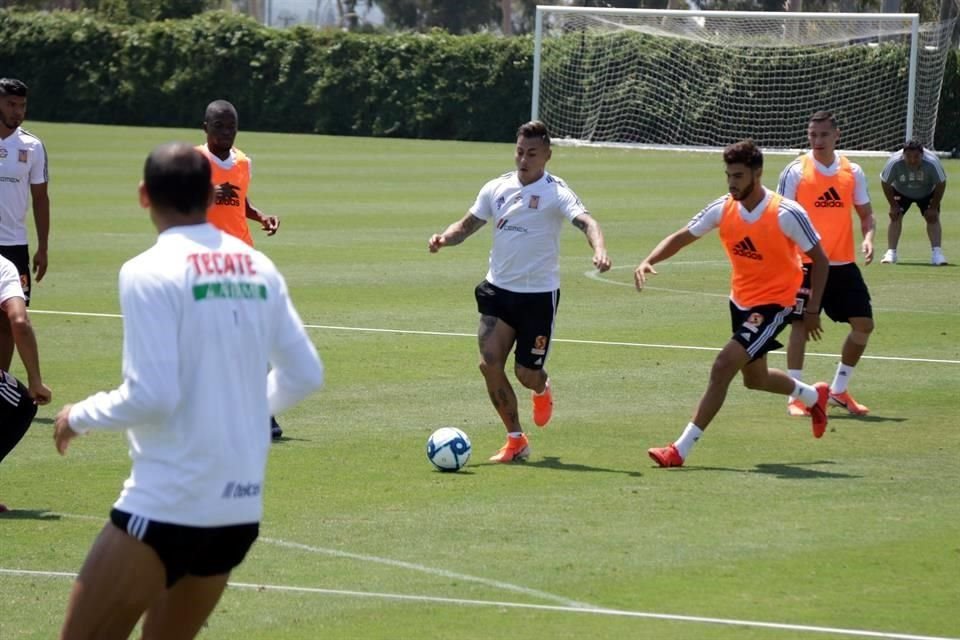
529 195 540 210
531 335 548 356
495 196 505 210
0 148 7 159
18 150 28 163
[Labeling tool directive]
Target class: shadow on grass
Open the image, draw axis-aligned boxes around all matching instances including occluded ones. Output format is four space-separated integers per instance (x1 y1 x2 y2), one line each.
473 455 643 477
828 414 908 424
31 417 54 425
681 460 859 479
0 509 62 520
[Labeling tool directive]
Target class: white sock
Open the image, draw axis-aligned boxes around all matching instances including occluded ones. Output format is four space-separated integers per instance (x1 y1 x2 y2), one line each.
508 432 524 439
831 364 854 393
787 369 803 401
793 381 819 407
674 423 703 459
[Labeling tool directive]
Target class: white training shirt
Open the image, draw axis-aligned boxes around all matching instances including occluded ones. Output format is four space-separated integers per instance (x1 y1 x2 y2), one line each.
0 253 25 306
68 223 324 527
687 187 821 295
776 151 870 206
469 170 588 293
0 127 48 245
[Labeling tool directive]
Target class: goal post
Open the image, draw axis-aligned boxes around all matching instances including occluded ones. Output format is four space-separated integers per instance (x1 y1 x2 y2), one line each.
532 5 957 153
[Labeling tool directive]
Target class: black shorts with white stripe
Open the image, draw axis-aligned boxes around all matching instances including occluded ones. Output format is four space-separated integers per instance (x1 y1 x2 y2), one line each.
110 509 259 588
0 370 38 463
728 302 793 363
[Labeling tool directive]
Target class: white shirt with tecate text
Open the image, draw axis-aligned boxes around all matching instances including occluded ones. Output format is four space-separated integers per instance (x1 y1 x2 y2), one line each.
470 170 587 293
68 223 324 526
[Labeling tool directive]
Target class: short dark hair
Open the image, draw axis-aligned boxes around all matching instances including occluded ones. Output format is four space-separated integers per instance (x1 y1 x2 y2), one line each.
0 78 28 97
143 143 212 216
204 99 237 123
723 139 763 169
903 139 924 153
517 120 551 145
808 111 838 128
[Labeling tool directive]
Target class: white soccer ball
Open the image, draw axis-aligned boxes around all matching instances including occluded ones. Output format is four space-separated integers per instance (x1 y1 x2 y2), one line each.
426 427 472 472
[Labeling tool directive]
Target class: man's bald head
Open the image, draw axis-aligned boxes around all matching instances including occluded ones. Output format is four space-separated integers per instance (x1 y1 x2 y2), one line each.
143 142 212 216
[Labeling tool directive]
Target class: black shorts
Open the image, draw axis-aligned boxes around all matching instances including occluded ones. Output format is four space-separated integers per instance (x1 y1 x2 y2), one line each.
0 371 38 463
0 245 31 306
110 509 259 588
729 302 793 362
791 263 872 324
891 189 934 216
474 280 559 370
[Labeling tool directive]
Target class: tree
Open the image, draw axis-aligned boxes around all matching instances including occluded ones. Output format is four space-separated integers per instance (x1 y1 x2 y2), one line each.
377 0 500 33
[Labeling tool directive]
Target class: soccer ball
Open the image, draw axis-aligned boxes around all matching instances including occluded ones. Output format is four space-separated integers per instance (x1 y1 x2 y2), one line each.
426 427 472 472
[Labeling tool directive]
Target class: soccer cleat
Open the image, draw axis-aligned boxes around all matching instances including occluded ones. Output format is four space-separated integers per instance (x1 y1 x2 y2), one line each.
810 382 830 439
787 397 811 417
489 434 530 463
932 248 948 266
270 416 283 441
0 503 8 513
647 444 684 468
829 390 870 416
880 249 897 264
532 383 553 427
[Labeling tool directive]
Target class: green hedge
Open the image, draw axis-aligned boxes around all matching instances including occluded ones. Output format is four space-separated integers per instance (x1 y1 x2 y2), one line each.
0 10 532 141
0 9 957 148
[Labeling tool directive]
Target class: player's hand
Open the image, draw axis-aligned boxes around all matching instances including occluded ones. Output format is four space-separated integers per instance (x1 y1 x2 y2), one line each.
32 248 48 283
803 312 823 342
592 250 611 273
862 239 874 265
634 262 657 292
428 234 446 253
53 404 79 456
260 216 280 236
28 380 52 405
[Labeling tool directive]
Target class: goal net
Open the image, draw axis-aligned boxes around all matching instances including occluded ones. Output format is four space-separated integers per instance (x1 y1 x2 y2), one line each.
532 6 957 153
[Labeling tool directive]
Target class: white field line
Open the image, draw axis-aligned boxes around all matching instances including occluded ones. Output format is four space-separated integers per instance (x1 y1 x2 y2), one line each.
28 309 960 365
0 568 956 640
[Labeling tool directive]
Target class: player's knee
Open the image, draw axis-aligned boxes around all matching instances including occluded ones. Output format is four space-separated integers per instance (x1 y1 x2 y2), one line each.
741 371 766 390
923 210 940 224
850 325 872 344
478 359 503 378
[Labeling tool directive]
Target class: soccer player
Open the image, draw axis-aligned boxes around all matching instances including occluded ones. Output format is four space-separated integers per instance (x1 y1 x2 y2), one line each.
428 120 611 463
0 252 52 513
879 140 948 266
196 99 285 440
0 78 51 372
637 140 830 468
53 143 324 640
777 111 876 417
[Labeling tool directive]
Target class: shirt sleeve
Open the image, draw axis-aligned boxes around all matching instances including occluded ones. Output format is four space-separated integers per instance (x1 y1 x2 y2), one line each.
266 272 324 415
686 197 724 237
29 142 48 185
851 164 870 205
468 180 495 221
556 183 589 222
776 161 801 199
778 199 821 253
879 154 900 183
68 262 182 433
924 152 947 182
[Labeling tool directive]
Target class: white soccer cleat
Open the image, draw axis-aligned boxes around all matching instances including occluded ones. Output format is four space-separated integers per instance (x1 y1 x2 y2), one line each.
880 249 897 264
931 248 948 266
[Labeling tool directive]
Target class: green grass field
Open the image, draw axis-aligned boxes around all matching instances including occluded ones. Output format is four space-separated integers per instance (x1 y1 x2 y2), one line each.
1 122 958 639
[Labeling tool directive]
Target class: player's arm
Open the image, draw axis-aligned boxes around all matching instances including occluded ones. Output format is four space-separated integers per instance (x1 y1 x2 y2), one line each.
428 212 486 252
802 242 829 342
634 228 698 292
30 182 50 282
854 202 876 264
880 180 901 213
572 212 611 272
927 180 946 214
245 197 279 236
0 295 51 404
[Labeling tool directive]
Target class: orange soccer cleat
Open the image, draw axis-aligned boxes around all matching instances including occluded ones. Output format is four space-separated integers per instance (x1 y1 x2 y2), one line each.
647 444 684 468
532 384 553 428
787 397 811 417
810 382 830 438
489 434 531 463
829 390 870 416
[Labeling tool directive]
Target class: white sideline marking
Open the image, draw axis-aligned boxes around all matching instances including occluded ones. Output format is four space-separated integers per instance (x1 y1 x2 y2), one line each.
28 309 960 365
0 568 956 640
259 537 593 609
